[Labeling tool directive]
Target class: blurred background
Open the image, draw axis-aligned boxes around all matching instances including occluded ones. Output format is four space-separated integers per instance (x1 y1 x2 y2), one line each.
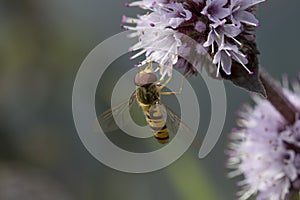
0 0 299 199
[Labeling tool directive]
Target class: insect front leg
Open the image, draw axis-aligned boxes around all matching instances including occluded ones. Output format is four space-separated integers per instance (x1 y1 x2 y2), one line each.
158 75 172 91
160 75 186 96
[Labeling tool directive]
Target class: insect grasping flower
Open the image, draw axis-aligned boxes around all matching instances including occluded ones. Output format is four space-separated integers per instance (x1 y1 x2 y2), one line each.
122 2 188 79
122 0 265 79
227 78 300 200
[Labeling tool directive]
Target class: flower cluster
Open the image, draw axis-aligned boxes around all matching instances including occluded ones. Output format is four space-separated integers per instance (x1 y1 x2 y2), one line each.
122 0 265 79
227 80 300 200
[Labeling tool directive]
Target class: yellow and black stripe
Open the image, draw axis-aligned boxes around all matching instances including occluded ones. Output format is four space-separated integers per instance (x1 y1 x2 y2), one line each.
143 104 169 144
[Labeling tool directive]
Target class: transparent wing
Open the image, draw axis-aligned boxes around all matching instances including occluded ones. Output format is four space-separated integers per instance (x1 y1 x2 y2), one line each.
97 92 136 132
162 102 195 137
162 102 201 147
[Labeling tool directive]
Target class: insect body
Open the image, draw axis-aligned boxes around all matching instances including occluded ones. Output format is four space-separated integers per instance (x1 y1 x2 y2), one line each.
134 70 169 143
99 64 186 144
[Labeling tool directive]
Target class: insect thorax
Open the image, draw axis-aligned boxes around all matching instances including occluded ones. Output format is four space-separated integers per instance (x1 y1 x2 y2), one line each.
136 84 160 106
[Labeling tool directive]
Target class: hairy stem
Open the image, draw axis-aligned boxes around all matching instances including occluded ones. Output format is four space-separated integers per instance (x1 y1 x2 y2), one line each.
260 71 299 125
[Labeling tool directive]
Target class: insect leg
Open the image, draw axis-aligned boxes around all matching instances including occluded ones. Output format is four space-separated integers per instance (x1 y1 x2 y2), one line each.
158 75 172 91
160 75 186 95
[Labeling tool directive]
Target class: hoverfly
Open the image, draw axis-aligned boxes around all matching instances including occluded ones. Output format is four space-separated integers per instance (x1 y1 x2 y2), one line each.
99 62 189 144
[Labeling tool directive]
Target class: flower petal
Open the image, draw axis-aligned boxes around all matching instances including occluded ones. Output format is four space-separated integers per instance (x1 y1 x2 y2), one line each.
211 0 228 7
214 8 231 20
203 29 215 47
234 10 259 26
240 0 266 10
223 24 241 37
221 52 232 75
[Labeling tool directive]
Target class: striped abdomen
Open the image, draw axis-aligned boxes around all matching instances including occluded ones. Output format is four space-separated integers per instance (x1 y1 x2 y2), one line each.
139 103 169 144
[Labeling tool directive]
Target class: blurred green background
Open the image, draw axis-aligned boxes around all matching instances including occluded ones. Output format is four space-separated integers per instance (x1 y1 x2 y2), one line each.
0 0 299 199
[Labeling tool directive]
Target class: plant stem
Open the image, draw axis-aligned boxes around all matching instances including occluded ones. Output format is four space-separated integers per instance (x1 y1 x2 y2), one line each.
259 71 299 125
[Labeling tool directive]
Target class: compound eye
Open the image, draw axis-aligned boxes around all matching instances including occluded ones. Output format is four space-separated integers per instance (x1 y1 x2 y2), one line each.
134 73 157 86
